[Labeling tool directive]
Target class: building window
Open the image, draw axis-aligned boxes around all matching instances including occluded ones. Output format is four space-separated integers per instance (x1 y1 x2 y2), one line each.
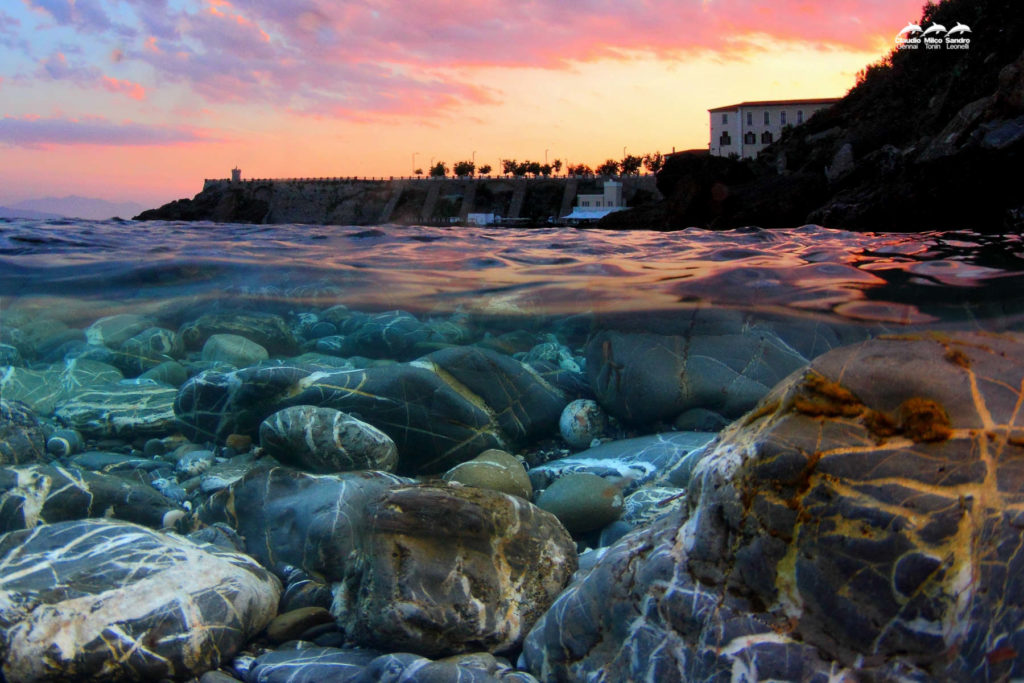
780 111 787 125
761 131 774 144
744 131 756 145
797 110 804 124
719 131 732 146
746 112 752 126
763 111 770 125
722 113 728 124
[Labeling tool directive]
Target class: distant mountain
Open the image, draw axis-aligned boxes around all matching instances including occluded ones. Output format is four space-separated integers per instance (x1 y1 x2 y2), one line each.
0 205 64 220
8 196 146 220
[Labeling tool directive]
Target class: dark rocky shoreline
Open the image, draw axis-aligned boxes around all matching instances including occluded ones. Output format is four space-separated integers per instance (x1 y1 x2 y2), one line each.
602 0 1024 233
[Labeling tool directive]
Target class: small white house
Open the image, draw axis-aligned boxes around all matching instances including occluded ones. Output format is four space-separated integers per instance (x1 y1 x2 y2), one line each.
708 98 840 159
564 180 627 221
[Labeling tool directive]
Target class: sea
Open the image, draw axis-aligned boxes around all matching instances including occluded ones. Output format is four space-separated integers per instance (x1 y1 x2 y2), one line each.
2 219 1023 331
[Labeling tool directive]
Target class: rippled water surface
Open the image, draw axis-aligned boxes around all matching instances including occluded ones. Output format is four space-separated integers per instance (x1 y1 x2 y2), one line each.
2 219 1024 329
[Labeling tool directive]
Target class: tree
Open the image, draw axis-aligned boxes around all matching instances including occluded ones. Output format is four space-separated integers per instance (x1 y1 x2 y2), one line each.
478 164 492 175
511 161 530 177
429 161 448 177
552 159 563 175
502 159 517 175
642 152 665 174
620 154 643 175
568 163 592 177
414 168 424 176
596 159 620 176
453 160 476 177
540 163 553 177
526 161 542 177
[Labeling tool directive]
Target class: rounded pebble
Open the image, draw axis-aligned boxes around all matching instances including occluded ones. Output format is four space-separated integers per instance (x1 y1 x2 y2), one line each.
266 607 336 644
535 472 624 534
442 449 533 500
46 429 84 457
559 399 607 449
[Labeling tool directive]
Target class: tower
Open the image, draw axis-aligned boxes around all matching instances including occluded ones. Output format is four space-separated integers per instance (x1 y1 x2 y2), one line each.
231 167 241 182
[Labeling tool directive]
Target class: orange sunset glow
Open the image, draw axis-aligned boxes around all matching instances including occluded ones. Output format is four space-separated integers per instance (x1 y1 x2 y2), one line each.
0 0 923 208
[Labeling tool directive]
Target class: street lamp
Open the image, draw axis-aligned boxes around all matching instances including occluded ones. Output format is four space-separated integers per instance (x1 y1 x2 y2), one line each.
545 148 549 164
412 152 418 175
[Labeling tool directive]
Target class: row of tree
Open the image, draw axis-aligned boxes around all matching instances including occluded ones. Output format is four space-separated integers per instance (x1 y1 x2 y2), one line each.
415 152 666 178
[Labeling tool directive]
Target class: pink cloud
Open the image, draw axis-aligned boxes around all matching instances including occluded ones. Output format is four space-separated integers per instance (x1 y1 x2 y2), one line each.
0 114 215 147
22 0 923 120
102 75 146 100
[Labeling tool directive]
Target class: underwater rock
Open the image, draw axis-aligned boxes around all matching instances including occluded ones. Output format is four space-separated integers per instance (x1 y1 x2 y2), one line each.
0 519 280 682
138 360 189 386
176 346 567 475
259 405 398 473
0 344 23 366
55 381 177 438
585 329 806 424
201 333 269 367
193 467 411 581
45 428 83 457
523 332 1024 681
84 313 154 348
528 432 716 495
265 607 335 644
558 398 607 449
443 448 533 500
241 646 383 683
417 345 567 446
179 312 299 355
0 463 184 532
113 326 183 376
337 310 433 360
534 472 624 535
0 400 48 466
333 483 576 657
0 358 123 415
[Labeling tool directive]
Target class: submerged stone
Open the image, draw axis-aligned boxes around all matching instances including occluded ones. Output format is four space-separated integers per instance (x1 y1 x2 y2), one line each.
0 399 48 466
333 483 577 657
259 405 398 473
0 463 184 532
523 332 1024 681
55 381 177 438
585 329 806 424
0 519 280 682
193 467 411 581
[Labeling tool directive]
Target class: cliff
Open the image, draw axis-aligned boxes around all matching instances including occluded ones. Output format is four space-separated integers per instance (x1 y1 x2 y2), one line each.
602 0 1024 232
135 176 659 226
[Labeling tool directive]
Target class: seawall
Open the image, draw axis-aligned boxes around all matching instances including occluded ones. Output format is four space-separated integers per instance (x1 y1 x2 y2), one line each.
136 176 660 225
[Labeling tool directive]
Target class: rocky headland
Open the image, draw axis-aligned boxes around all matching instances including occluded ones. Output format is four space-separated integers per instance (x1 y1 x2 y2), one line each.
134 176 658 226
603 0 1024 232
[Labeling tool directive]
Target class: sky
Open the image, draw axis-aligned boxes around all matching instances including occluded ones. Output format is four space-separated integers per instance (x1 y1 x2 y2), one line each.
0 0 926 208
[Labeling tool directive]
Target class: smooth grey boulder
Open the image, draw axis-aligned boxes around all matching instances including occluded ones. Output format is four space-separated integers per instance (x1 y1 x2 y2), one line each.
585 329 807 424
0 519 280 682
260 405 398 473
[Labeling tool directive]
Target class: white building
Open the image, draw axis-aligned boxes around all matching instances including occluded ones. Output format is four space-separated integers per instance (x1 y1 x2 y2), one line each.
708 98 840 159
564 180 626 222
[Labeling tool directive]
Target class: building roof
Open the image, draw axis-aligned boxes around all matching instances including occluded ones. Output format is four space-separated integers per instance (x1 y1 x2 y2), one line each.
708 97 841 113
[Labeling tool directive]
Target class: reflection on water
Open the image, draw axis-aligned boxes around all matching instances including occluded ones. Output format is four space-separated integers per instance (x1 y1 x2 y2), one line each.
2 219 1024 330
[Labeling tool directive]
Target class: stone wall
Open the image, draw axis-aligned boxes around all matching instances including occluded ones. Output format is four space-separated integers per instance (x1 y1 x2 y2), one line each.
140 176 660 226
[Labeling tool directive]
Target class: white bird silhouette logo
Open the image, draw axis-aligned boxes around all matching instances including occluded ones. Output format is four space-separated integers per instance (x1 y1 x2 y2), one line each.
896 21 923 38
948 22 972 35
922 23 947 36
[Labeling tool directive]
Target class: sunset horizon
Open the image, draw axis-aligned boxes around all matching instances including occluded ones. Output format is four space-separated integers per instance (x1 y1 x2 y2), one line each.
1 0 925 208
